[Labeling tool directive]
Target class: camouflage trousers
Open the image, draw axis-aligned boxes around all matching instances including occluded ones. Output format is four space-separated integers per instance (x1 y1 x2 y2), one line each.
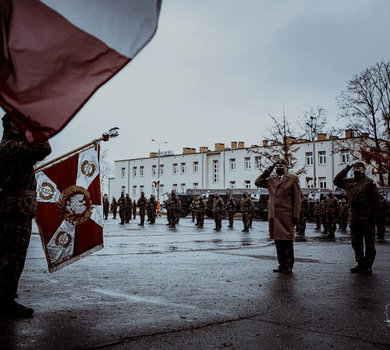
228 212 234 226
139 208 146 224
0 218 32 300
315 214 321 229
326 212 336 234
350 218 376 268
241 212 250 229
119 207 126 223
214 212 222 230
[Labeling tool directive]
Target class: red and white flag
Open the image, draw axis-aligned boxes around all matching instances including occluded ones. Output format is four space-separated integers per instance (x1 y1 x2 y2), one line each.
0 0 161 145
35 146 103 273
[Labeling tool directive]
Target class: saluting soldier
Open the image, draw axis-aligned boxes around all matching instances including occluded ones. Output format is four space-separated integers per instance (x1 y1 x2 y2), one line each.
226 196 236 228
334 161 380 274
213 192 224 231
325 190 339 238
110 196 118 219
297 191 309 236
103 194 109 220
137 192 148 226
196 195 206 228
240 191 252 232
313 198 321 230
117 193 126 225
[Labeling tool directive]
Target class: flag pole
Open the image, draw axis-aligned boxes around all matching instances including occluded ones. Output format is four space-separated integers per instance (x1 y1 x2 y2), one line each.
35 128 119 173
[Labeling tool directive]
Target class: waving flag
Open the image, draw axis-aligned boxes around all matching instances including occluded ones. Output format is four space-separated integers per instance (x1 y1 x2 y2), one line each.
35 146 103 272
0 0 162 145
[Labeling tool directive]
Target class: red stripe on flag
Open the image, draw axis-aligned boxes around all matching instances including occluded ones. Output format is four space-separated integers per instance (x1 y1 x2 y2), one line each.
74 218 103 256
35 202 62 244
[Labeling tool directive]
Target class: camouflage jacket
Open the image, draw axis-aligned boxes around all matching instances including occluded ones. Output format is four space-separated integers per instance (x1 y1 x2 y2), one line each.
300 195 309 214
325 196 338 213
0 131 51 219
226 198 236 213
213 196 224 213
137 195 148 208
333 167 380 220
240 197 251 212
110 199 118 210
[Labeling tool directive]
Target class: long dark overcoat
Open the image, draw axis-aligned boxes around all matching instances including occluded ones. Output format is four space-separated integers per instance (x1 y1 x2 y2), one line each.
255 171 301 240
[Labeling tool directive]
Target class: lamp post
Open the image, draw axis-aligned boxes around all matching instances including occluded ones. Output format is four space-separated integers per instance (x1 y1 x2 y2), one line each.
306 117 316 188
151 139 167 202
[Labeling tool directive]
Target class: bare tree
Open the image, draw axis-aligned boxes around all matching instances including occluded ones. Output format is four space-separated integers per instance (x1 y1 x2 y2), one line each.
296 106 327 141
250 107 306 176
336 60 390 186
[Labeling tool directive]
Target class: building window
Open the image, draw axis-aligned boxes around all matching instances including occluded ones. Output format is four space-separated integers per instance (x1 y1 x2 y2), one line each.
193 183 198 189
181 183 186 193
140 185 144 194
132 186 137 196
160 184 164 195
306 152 313 165
245 180 251 189
121 167 125 178
319 177 326 189
173 163 178 175
319 151 326 165
230 158 236 171
255 157 261 169
121 186 126 194
172 184 178 192
307 178 314 189
181 163 186 174
140 166 144 177
213 160 219 183
341 150 349 163
193 161 199 173
160 164 164 176
230 181 236 189
245 157 251 170
152 165 157 177
133 167 137 177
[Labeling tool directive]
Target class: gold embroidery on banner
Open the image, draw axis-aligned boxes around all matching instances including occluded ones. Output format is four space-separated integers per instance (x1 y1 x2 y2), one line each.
39 182 55 200
57 185 93 225
55 231 72 248
81 160 96 177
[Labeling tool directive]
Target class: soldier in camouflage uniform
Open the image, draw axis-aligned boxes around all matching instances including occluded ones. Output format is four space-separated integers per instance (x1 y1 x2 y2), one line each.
189 200 197 222
110 196 118 219
147 194 157 224
339 198 348 231
375 194 388 239
296 191 309 236
103 194 109 220
166 191 180 228
133 199 137 219
213 192 224 231
226 196 236 228
313 198 321 230
320 195 327 234
0 114 51 317
117 193 126 225
240 191 251 232
125 193 131 223
196 195 206 228
334 161 380 274
137 192 148 226
325 190 339 238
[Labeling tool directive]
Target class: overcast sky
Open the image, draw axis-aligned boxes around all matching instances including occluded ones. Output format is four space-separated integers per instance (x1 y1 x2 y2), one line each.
3 0 390 172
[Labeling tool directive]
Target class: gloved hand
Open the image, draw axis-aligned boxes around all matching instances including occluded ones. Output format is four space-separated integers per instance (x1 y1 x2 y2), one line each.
266 163 276 173
292 217 298 226
344 164 353 172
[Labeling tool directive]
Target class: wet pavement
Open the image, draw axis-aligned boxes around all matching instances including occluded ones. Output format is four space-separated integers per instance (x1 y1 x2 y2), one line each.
1 216 390 350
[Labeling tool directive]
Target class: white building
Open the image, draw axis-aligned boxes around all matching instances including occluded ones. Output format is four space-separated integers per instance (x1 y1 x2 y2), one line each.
108 131 378 200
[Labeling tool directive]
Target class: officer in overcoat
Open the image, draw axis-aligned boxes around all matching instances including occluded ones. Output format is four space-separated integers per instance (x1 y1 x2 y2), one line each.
255 158 301 273
334 161 380 274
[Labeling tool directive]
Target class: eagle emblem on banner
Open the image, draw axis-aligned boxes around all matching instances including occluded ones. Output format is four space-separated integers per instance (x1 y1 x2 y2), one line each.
35 147 104 273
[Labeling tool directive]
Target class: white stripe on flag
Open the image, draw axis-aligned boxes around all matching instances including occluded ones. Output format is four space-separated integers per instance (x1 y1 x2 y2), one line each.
91 205 104 228
76 147 100 189
36 171 61 203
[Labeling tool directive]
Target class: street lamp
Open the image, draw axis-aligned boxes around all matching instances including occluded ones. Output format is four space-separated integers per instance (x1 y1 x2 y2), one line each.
151 139 167 202
306 117 316 188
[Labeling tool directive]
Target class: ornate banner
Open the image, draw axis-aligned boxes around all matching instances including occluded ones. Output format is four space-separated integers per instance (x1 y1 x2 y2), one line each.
35 147 103 272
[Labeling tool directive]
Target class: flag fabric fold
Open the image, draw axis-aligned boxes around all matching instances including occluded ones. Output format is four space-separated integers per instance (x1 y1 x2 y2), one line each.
35 146 103 272
0 0 161 145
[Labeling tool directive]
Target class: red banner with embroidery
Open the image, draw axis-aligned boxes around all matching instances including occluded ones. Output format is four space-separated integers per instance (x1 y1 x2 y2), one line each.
35 147 103 273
